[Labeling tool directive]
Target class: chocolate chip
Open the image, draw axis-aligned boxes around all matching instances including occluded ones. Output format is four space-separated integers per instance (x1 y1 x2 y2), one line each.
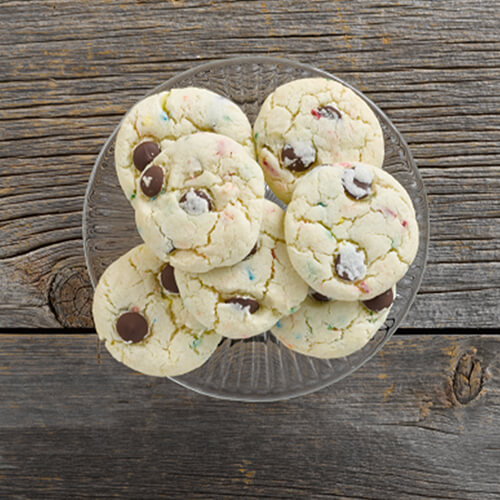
244 242 259 260
116 311 148 343
362 289 394 312
160 264 179 294
316 105 342 120
179 189 213 214
133 141 160 172
342 165 373 200
281 144 315 172
310 290 331 302
335 254 350 281
140 165 164 197
225 296 260 314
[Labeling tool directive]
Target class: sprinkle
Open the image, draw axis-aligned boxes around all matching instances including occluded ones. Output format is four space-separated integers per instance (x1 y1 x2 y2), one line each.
246 267 255 281
338 217 344 224
151 195 157 201
130 192 136 200
160 111 169 121
311 109 322 120
275 320 282 328
307 262 316 276
402 220 408 228
190 338 202 350
379 207 397 219
223 115 232 122
132 306 139 313
289 306 298 314
254 132 259 140
327 324 338 330
317 202 326 207
357 281 371 294
153 318 157 324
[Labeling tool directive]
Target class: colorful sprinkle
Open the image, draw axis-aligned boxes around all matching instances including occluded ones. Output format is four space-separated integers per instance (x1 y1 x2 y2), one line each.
190 338 202 350
317 201 326 207
327 325 338 331
289 306 298 314
379 207 398 219
402 220 408 228
223 115 232 122
275 320 282 329
130 192 136 200
160 111 169 121
307 262 316 276
311 109 322 120
357 281 371 294
254 132 259 140
246 267 255 281
132 306 139 313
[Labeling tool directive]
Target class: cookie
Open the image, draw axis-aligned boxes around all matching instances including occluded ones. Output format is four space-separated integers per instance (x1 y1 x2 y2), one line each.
253 77 384 203
92 244 221 377
115 88 255 203
285 162 418 301
175 200 309 339
134 132 265 272
271 287 394 359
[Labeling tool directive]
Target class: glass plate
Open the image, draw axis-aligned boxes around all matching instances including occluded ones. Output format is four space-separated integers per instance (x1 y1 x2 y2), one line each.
83 56 429 402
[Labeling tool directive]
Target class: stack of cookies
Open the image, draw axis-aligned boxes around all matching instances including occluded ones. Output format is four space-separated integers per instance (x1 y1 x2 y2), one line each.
92 79 419 377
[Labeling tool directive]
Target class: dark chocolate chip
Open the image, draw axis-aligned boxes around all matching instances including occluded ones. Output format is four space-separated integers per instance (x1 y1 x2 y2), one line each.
316 105 342 120
244 242 259 260
225 296 260 314
133 141 160 172
342 169 373 200
179 189 213 213
116 311 148 343
281 144 315 172
140 165 164 197
160 264 179 294
362 289 394 312
310 290 331 302
335 254 353 281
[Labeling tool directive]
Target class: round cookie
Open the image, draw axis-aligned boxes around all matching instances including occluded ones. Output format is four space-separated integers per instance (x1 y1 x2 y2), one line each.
134 132 265 272
175 200 309 339
253 77 384 203
285 162 418 301
271 287 394 359
92 244 221 377
115 88 255 203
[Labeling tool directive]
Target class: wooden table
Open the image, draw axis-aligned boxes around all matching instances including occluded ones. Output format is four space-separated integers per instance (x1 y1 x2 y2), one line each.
1 1 499 497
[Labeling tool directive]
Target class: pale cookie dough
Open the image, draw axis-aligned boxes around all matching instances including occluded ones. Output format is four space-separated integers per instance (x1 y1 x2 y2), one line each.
175 200 309 339
92 244 221 377
253 77 384 203
134 132 265 272
285 162 418 301
115 88 255 203
271 287 395 359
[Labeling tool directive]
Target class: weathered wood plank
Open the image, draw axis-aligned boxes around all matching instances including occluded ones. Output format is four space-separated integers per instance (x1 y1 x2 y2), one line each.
0 334 498 498
0 0 499 328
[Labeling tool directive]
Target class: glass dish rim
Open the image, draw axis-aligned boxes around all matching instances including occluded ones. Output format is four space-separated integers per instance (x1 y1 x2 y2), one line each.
82 55 429 402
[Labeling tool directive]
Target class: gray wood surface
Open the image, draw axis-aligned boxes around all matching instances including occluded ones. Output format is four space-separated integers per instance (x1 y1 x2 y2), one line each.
0 0 499 328
0 333 498 498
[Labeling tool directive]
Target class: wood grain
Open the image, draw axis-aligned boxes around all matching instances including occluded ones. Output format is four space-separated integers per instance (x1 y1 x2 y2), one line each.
0 334 498 498
1 0 499 328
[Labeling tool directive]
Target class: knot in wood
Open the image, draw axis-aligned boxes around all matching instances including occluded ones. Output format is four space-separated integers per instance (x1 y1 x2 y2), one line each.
49 266 93 328
452 353 482 404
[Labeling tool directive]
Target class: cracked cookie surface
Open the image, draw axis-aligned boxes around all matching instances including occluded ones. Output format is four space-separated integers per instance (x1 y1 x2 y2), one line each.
134 132 265 272
253 78 384 203
285 162 418 301
271 287 394 359
175 200 308 339
92 244 221 377
115 88 255 204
